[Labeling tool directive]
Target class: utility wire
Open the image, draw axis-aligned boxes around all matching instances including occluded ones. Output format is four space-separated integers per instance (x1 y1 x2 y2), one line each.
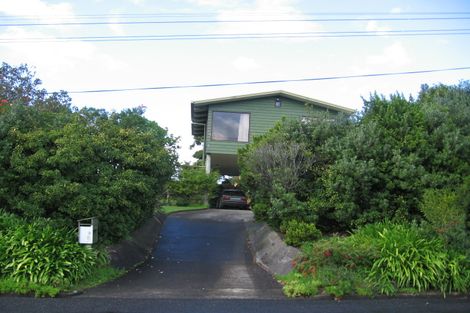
2 28 469 43
62 66 470 94
5 11 470 17
2 16 470 27
2 11 470 20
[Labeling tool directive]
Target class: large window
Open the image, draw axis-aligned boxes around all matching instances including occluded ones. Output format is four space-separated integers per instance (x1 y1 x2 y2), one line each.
212 111 250 142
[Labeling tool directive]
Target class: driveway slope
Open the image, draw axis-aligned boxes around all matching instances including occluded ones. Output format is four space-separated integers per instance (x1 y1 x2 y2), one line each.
82 209 283 299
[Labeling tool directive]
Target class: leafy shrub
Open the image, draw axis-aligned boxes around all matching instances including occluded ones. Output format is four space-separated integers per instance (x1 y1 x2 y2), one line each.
279 271 321 297
1 217 104 286
251 203 269 222
268 187 307 228
367 223 470 295
238 134 315 226
287 221 469 298
0 277 60 297
1 64 178 243
248 184 316 229
456 176 470 231
239 82 470 233
299 226 380 271
324 279 353 299
420 188 468 252
167 165 219 206
280 220 321 247
281 261 373 298
0 210 22 273
287 232 378 298
0 210 22 231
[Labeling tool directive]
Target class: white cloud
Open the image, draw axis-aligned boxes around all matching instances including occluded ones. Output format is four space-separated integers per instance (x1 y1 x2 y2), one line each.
0 0 128 84
108 20 126 36
107 10 127 36
0 0 74 22
390 7 402 14
232 56 260 71
366 20 391 34
0 27 128 90
186 0 242 7
366 42 411 67
213 0 322 39
0 27 95 71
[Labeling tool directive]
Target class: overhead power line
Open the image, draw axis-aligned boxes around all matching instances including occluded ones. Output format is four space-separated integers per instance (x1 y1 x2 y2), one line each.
2 16 470 27
62 66 470 95
1 11 470 21
2 28 469 43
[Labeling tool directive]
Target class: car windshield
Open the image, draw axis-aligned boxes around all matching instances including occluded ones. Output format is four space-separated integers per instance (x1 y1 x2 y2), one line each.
223 190 244 196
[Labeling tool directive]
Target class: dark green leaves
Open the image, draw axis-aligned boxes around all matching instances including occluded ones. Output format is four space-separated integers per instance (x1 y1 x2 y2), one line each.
0 63 178 243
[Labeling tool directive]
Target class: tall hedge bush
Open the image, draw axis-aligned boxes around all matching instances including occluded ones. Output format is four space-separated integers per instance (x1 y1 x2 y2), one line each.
0 63 178 242
239 82 470 233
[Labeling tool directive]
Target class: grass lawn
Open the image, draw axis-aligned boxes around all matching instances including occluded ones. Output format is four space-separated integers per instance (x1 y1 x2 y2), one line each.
159 205 207 215
0 266 125 297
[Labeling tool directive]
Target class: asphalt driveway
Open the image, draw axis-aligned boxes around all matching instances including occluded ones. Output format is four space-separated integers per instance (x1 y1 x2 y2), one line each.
81 209 283 299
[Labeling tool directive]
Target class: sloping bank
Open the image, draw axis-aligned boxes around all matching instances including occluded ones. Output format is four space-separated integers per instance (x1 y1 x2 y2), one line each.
107 212 166 269
245 220 300 276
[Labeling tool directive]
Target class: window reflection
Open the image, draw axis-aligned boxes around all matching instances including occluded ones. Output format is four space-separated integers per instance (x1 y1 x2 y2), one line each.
212 112 250 142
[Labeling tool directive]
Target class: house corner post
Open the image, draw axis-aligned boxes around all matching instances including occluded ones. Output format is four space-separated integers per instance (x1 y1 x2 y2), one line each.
205 154 211 174
204 154 211 206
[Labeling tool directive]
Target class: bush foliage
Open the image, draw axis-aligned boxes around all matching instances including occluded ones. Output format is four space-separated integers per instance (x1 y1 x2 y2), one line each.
280 219 321 247
239 82 470 237
0 63 178 242
167 164 219 206
0 211 106 288
419 188 469 253
281 221 470 298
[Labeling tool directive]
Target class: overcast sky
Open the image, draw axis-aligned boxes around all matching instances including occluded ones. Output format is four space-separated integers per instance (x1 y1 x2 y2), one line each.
1 0 469 163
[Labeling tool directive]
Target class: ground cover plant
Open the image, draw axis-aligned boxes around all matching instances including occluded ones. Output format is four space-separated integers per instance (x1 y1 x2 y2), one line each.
279 221 470 298
0 210 123 297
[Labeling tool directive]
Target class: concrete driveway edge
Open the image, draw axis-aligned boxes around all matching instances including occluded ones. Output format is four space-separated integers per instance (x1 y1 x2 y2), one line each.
107 212 166 270
245 220 300 276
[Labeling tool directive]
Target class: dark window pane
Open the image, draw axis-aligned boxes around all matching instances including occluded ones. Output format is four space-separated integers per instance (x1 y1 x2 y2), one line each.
212 112 249 142
223 190 245 196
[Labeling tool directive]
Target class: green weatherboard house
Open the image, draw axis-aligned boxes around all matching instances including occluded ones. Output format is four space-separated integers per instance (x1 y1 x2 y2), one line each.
191 90 354 176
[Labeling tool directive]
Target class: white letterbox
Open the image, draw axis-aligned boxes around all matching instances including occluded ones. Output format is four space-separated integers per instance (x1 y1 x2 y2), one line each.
78 217 98 244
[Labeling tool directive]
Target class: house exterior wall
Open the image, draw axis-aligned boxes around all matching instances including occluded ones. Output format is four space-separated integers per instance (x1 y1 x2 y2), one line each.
205 95 328 155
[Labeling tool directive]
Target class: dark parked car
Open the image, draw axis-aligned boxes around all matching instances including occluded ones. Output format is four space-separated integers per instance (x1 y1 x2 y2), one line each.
216 189 248 209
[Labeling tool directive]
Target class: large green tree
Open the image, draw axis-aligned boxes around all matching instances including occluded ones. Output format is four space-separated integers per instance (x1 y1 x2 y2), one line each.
0 63 178 242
